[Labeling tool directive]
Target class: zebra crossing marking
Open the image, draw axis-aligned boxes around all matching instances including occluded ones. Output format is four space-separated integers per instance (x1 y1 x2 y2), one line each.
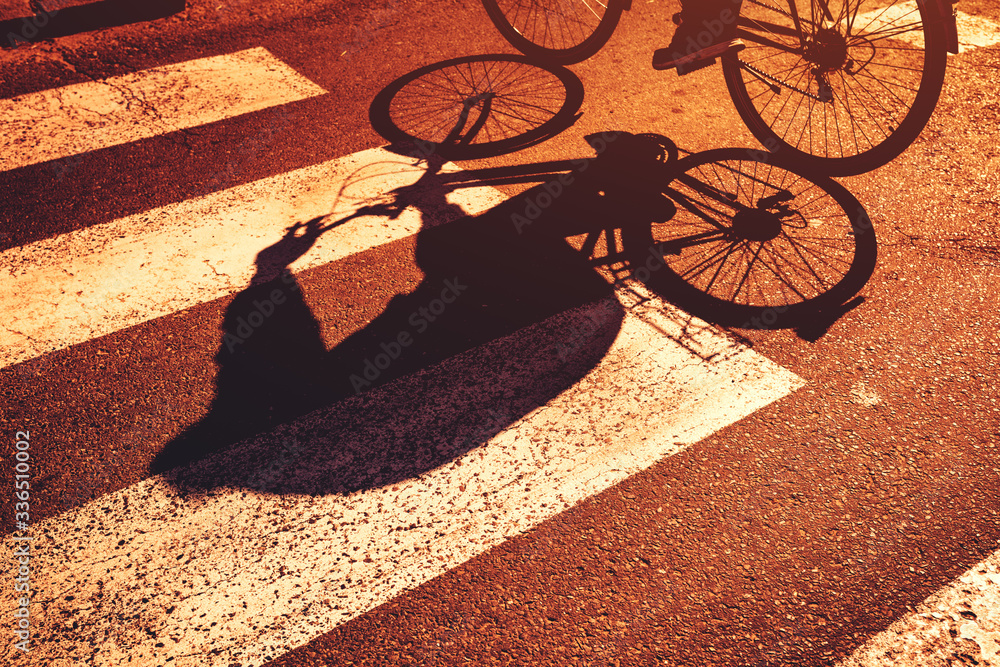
0 46 325 173
838 547 1000 666
0 283 805 666
0 147 507 370
8 40 992 667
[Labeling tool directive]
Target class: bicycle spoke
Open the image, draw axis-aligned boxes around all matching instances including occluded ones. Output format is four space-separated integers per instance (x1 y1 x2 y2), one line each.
723 0 942 169
492 0 608 51
635 153 864 311
380 55 580 156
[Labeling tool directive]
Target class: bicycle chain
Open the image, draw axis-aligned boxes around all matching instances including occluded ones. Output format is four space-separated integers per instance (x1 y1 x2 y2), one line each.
737 0 856 102
736 58 828 102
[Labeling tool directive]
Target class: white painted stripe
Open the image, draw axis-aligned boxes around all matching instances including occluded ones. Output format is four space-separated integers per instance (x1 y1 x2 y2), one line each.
0 285 804 666
850 2 1000 52
0 147 507 370
951 9 1000 52
838 548 1000 666
0 47 326 173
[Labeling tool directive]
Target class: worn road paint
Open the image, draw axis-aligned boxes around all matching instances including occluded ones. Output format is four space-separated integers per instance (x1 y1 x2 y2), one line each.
0 284 804 667
0 147 507 369
0 47 325 173
838 547 1000 666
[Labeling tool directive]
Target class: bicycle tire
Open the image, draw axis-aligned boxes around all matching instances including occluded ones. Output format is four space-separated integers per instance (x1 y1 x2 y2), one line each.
722 0 948 175
620 148 877 326
482 0 624 65
369 55 584 160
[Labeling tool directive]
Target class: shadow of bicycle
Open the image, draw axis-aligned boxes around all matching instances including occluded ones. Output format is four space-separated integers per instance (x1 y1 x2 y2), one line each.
150 56 876 495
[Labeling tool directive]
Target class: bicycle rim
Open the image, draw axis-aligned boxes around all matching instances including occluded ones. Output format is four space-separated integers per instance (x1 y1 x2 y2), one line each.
621 149 876 325
723 0 947 174
482 0 623 65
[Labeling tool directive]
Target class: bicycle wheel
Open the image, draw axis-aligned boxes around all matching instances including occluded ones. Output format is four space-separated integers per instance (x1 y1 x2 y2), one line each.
482 0 624 65
722 0 948 174
369 55 584 160
620 148 877 326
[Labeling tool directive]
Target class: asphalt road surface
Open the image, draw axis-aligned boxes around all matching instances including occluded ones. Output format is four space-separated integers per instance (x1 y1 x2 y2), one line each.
1 1 999 665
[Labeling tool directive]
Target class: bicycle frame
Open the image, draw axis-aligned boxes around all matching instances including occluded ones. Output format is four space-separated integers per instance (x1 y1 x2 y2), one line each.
410 151 804 266
474 0 950 173
930 0 960 53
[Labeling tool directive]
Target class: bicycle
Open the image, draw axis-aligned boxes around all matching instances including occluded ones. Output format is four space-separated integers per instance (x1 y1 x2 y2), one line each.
557 132 877 323
350 122 877 324
481 0 960 174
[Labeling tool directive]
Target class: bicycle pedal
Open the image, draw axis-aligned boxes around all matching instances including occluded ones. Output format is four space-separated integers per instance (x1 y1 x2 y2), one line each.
676 57 715 76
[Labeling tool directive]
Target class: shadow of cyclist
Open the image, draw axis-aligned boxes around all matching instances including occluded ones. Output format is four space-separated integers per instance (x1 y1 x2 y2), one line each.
152 139 657 493
153 126 878 494
151 217 331 473
152 76 875 494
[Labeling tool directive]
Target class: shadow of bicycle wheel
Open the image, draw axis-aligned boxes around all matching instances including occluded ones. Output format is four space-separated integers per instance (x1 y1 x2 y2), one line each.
369 54 584 161
615 142 879 333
